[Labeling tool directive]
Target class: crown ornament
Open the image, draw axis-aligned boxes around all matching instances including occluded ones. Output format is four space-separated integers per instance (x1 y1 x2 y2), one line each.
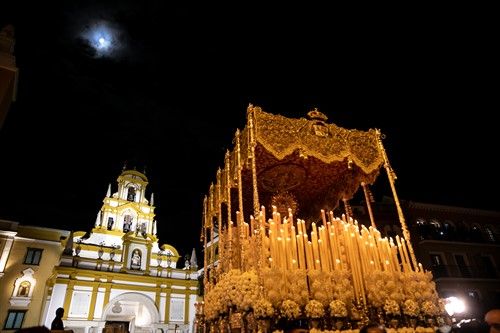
307 108 328 122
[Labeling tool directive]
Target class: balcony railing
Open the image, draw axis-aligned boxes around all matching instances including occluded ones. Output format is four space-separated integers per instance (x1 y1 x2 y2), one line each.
430 264 498 279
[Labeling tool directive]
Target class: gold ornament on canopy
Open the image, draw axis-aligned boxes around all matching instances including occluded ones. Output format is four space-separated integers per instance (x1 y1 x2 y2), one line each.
199 105 445 333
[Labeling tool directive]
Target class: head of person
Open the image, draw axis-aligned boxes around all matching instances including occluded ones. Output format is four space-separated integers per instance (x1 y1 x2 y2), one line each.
360 323 386 333
55 307 64 318
485 309 500 333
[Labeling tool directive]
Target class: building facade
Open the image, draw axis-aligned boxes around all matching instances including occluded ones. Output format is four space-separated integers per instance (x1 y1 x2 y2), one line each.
1 169 200 333
0 219 69 332
406 201 500 317
352 198 500 319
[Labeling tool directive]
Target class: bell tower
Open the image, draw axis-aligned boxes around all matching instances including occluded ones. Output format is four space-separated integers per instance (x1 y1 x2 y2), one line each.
89 168 159 274
94 169 156 236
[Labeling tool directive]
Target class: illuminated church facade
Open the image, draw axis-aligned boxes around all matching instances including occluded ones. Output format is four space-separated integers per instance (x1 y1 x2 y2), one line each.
38 169 199 333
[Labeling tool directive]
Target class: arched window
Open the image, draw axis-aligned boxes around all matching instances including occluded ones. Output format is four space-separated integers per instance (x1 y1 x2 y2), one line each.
127 187 136 202
17 281 30 297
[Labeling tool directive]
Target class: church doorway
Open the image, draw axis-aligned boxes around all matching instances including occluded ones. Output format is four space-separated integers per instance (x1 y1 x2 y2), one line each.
104 321 130 333
101 293 160 333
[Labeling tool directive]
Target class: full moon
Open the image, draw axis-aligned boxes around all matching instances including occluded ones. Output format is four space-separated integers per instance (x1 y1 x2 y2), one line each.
80 21 124 57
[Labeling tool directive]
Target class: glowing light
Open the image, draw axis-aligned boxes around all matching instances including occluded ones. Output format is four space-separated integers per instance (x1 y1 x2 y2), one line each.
80 22 120 56
444 296 466 316
97 36 111 49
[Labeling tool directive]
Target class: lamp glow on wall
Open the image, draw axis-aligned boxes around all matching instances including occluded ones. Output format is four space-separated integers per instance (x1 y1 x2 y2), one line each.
445 296 466 316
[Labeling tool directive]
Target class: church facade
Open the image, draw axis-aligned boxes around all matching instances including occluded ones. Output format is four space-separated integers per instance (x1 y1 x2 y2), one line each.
37 169 199 333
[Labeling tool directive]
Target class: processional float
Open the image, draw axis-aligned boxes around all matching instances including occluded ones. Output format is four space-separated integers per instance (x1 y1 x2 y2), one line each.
197 105 447 333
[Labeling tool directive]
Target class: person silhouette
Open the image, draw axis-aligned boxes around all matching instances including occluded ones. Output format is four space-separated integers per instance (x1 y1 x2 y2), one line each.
485 309 500 333
51 307 64 330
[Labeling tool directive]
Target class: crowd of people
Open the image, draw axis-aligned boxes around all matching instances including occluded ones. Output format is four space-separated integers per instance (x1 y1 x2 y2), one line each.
11 307 500 333
358 309 500 333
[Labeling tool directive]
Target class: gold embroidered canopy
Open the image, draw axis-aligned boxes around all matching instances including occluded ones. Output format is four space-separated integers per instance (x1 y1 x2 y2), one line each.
210 105 384 225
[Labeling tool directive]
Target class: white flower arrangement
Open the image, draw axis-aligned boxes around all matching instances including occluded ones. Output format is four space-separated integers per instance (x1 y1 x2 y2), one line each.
281 300 301 320
384 299 401 316
401 272 439 306
285 269 309 306
254 299 274 319
329 300 348 318
403 299 420 317
331 270 354 305
306 269 354 308
305 300 325 319
235 270 260 311
366 271 404 308
262 268 287 307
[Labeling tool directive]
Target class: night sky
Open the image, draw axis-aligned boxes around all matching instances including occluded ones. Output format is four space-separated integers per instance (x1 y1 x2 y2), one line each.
0 2 497 258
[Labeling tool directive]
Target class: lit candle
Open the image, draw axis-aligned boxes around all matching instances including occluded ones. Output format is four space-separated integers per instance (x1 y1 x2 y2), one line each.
297 234 304 269
269 229 275 268
321 227 332 271
329 231 339 270
402 238 414 271
286 237 292 270
261 226 268 268
249 215 254 237
321 209 327 225
306 240 314 270
311 233 320 270
396 236 409 272
291 226 298 268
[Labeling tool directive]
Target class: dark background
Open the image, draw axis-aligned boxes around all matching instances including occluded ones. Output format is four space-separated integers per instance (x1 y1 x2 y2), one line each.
0 2 497 258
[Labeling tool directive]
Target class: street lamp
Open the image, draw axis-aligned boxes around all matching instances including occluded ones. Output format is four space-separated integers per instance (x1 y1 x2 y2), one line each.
445 296 466 317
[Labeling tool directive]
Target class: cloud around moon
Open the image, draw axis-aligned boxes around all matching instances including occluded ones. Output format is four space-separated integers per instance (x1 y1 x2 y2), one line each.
79 20 127 58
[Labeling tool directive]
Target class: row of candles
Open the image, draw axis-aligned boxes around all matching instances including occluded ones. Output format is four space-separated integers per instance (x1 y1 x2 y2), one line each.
224 206 423 305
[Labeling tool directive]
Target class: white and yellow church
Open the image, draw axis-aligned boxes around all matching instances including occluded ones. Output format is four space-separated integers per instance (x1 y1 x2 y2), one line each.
0 169 199 333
